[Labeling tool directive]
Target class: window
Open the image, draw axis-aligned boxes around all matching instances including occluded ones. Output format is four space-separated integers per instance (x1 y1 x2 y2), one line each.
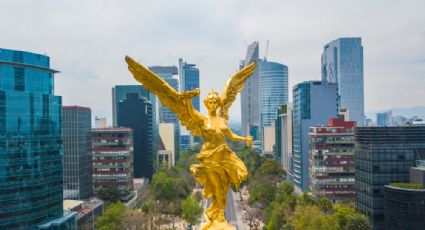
14 67 25 91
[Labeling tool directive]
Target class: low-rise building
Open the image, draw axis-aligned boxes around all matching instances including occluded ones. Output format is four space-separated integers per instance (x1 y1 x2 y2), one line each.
309 118 356 203
92 128 134 201
64 198 104 230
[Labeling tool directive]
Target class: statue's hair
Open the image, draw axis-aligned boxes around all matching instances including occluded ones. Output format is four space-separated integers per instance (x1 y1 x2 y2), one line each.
203 91 221 107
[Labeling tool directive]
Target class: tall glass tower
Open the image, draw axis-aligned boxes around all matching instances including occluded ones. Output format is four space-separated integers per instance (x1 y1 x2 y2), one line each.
259 60 288 147
178 58 200 111
0 48 76 229
322 37 364 125
240 41 260 137
292 81 338 191
62 105 93 200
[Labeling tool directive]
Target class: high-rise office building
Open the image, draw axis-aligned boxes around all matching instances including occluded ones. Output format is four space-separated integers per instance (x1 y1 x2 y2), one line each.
240 42 289 145
112 85 155 127
118 93 153 178
275 104 293 175
309 118 356 203
377 111 392 126
0 48 76 229
384 165 425 230
292 81 338 191
62 106 93 200
179 58 200 111
241 41 260 137
259 60 288 148
92 128 134 200
322 37 364 126
149 66 180 162
355 126 425 229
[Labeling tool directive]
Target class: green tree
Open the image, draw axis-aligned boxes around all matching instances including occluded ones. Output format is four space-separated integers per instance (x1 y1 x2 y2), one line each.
332 203 356 228
96 202 126 230
290 205 339 230
248 179 276 205
345 213 371 230
95 186 122 203
298 192 317 206
150 171 176 201
318 198 333 214
181 195 203 227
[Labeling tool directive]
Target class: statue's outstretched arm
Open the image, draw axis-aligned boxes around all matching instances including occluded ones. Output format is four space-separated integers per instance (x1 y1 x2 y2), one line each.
223 127 253 148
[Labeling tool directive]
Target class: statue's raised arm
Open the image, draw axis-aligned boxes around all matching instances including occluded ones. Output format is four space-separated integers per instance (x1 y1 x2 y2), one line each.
125 56 207 137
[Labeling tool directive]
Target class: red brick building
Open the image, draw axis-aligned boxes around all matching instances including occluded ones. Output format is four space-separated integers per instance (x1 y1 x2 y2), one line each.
309 118 356 203
92 128 134 201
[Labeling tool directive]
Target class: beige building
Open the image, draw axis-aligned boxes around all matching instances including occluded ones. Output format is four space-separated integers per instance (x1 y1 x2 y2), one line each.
263 125 275 155
158 123 175 168
94 116 107 128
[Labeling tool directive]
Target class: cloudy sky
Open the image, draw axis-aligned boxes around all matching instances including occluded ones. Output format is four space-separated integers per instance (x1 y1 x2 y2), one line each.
1 0 424 123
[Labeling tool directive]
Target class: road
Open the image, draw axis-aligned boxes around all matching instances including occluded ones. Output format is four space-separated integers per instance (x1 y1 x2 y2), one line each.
225 191 237 225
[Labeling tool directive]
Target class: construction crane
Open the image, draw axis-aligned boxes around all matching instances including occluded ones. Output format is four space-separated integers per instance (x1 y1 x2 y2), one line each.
264 40 269 61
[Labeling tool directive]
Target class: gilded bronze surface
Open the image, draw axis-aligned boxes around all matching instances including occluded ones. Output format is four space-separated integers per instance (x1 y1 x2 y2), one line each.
125 56 256 229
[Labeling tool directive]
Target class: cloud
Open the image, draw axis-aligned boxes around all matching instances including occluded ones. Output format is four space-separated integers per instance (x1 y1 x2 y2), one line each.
1 0 424 122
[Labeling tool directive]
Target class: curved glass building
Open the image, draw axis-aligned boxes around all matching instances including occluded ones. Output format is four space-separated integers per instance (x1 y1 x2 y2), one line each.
0 48 67 229
259 60 288 148
384 184 425 230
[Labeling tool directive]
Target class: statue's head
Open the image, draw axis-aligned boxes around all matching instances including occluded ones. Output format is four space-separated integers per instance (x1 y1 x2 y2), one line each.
203 91 221 112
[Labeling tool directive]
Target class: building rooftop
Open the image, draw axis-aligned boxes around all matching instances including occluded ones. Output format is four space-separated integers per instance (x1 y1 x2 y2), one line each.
63 198 104 219
63 105 91 111
389 183 425 190
92 127 133 132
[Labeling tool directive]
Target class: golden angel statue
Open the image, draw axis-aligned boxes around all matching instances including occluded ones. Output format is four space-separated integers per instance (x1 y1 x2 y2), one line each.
125 56 256 230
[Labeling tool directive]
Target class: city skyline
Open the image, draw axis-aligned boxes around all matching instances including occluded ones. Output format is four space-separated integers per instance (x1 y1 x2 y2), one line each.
1 0 424 123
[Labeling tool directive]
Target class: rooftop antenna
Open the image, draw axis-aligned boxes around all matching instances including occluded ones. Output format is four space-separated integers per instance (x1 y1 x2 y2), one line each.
264 40 269 61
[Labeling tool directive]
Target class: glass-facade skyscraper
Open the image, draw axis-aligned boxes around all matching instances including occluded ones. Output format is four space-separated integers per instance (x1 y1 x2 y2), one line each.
0 48 76 229
241 41 260 137
259 60 288 147
62 105 93 200
178 58 200 111
118 93 153 178
354 126 425 230
322 37 364 125
292 81 338 191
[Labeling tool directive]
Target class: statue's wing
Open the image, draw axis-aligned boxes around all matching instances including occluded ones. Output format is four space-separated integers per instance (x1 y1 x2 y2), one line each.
219 61 257 120
125 56 206 137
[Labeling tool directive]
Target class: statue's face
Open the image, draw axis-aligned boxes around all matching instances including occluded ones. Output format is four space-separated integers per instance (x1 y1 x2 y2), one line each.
205 98 219 112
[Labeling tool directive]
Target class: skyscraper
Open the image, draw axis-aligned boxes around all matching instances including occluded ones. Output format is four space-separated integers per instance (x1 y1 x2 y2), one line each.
292 81 338 191
0 48 76 229
275 104 293 176
322 37 364 125
118 93 153 178
240 42 289 145
354 126 425 229
62 106 93 200
112 85 154 127
377 111 392 126
241 41 260 137
179 58 200 111
259 60 288 147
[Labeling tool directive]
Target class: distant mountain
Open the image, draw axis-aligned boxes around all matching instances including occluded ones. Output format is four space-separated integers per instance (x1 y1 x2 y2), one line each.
366 106 425 121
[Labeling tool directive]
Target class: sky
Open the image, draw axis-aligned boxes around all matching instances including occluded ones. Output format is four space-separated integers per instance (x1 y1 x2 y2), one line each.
1 0 424 124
